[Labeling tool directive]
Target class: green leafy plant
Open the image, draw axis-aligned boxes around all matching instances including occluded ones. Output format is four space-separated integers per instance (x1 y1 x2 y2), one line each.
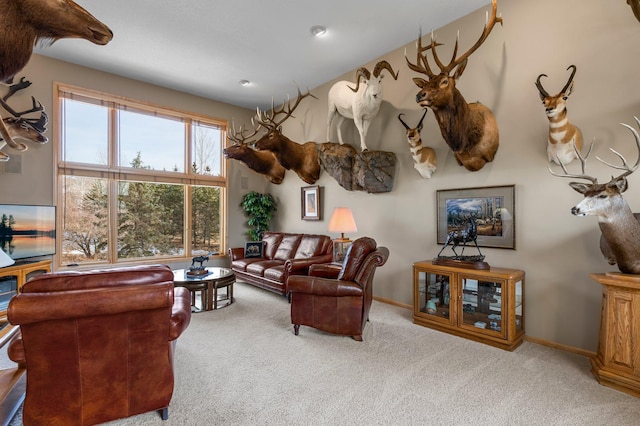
241 191 277 241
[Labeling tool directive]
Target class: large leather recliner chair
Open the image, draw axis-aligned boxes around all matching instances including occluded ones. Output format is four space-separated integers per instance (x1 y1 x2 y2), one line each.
7 264 191 426
288 237 389 341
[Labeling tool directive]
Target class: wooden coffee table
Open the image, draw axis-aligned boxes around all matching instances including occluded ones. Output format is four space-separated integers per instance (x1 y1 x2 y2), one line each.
173 267 235 311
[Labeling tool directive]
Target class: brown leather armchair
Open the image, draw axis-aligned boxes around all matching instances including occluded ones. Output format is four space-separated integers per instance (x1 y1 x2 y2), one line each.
7 264 191 426
288 237 389 341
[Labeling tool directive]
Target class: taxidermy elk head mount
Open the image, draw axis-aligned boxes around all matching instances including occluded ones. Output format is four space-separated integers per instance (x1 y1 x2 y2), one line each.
549 117 640 274
0 0 112 155
535 65 583 165
405 0 502 172
224 119 286 185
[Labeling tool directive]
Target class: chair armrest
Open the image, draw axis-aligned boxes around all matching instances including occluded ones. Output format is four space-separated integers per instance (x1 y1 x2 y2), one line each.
169 287 192 341
309 263 341 279
285 254 334 274
228 247 245 261
7 332 25 366
288 276 363 297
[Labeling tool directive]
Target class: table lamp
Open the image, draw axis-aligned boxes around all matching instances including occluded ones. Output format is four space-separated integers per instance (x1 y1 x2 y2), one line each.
0 249 15 268
328 207 357 263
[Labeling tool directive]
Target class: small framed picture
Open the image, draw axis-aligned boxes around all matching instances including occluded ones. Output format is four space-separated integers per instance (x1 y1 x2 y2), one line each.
301 186 321 221
244 241 264 258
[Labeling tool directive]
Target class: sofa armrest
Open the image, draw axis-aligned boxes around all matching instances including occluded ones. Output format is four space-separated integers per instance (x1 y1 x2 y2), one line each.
288 276 363 297
228 247 245 261
169 287 192 341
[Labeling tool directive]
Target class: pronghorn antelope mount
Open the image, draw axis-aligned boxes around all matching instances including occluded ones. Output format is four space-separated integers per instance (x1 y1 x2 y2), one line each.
535 65 583 165
0 77 48 161
406 0 502 172
254 88 321 185
327 60 398 152
224 120 286 185
397 109 437 179
0 0 113 152
628 0 640 22
549 117 640 275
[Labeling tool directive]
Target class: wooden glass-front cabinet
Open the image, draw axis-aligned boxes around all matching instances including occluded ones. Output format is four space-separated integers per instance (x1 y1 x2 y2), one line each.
413 260 525 351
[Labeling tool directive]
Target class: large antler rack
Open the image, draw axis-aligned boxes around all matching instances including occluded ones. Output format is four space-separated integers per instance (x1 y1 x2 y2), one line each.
255 86 317 131
406 0 502 77
227 117 263 146
549 117 640 183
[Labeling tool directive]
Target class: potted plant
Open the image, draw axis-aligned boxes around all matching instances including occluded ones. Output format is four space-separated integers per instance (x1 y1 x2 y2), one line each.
241 191 277 241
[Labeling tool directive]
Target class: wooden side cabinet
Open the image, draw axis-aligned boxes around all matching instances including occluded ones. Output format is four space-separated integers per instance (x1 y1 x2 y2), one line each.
0 259 51 425
413 260 525 351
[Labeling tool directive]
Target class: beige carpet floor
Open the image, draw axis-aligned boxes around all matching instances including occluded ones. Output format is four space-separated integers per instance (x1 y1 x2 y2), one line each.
9 281 640 425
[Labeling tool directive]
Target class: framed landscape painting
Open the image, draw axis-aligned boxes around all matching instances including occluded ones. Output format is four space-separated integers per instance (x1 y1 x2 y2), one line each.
436 185 515 249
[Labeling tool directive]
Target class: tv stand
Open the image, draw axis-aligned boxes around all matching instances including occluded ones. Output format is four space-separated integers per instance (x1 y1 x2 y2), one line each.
0 259 51 425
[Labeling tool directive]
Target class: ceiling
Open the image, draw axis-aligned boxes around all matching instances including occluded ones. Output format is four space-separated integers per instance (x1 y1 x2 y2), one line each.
35 0 490 111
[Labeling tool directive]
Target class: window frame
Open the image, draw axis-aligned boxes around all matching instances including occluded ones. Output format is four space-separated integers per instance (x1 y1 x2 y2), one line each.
53 82 228 269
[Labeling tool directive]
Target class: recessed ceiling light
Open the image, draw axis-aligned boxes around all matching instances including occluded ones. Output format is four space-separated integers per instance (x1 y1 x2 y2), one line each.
239 79 250 86
310 25 327 37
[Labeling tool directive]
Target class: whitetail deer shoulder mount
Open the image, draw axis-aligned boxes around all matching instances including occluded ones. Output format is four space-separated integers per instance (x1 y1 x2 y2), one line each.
549 117 640 274
405 0 502 172
223 119 286 185
327 60 398 152
0 0 112 154
254 88 321 185
0 77 48 161
397 109 437 179
535 65 583 165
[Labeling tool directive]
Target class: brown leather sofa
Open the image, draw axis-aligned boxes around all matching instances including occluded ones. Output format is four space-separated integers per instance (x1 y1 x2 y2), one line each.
229 231 333 296
288 237 389 341
7 264 191 425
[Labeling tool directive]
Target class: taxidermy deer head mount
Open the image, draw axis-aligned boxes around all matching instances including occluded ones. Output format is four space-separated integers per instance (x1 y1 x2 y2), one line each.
0 77 48 161
254 87 321 185
535 65 583 165
327 60 398 151
406 0 502 172
0 0 112 154
549 117 640 274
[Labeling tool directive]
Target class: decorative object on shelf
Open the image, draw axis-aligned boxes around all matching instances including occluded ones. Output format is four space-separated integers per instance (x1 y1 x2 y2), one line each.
317 142 396 193
0 0 112 155
436 185 515 250
187 255 210 277
241 191 277 241
0 249 14 268
224 120 286 184
254 86 321 184
549 117 640 274
301 185 321 221
406 0 502 172
327 60 398 152
397 109 437 178
328 207 358 263
535 65 583 165
0 77 48 162
244 241 264 258
435 215 487 269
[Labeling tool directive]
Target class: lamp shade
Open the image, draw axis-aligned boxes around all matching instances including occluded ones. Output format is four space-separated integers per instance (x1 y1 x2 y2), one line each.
0 249 15 268
328 207 357 240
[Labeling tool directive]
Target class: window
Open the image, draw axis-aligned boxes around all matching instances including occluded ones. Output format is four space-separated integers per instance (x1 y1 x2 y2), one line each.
55 84 227 267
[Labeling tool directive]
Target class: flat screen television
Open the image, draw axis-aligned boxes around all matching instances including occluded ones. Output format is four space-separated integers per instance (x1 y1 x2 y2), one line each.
0 204 56 261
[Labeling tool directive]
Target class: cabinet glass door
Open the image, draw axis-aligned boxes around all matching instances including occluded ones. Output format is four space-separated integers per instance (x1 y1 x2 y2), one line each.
417 270 451 322
460 277 503 334
515 280 523 333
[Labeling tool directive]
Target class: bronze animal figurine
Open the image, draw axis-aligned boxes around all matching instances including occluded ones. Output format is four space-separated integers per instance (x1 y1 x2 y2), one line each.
437 216 483 259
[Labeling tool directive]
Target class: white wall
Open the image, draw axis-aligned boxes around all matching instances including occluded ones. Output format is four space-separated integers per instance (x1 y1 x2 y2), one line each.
267 0 640 351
